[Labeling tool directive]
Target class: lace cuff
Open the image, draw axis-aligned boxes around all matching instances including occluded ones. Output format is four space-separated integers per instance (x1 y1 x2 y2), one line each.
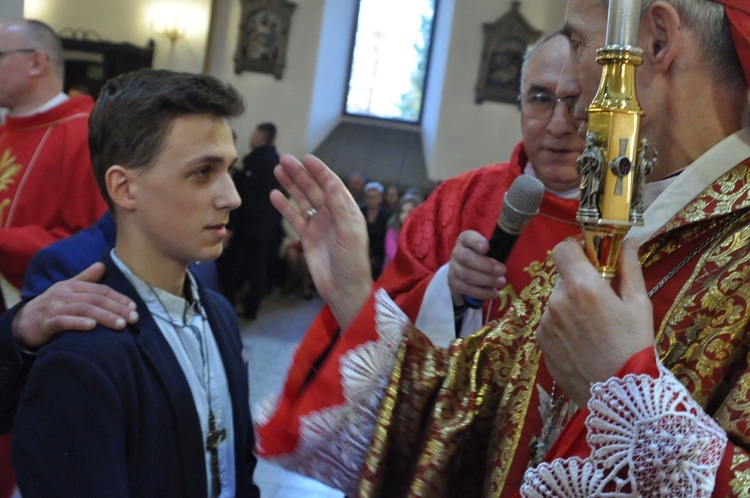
260 290 410 495
522 361 728 497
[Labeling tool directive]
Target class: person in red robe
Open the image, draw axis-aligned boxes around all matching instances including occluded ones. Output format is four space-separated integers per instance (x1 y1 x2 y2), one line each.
0 19 107 309
0 18 107 497
255 1 750 496
339 32 583 355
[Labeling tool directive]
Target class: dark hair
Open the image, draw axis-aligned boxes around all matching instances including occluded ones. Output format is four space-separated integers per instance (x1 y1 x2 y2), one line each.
387 193 421 231
256 122 277 145
89 69 245 209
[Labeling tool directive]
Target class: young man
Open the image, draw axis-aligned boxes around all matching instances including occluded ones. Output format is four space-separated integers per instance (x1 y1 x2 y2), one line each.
11 69 260 497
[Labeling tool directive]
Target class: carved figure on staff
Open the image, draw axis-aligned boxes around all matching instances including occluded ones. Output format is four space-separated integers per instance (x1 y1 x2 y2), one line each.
576 132 604 219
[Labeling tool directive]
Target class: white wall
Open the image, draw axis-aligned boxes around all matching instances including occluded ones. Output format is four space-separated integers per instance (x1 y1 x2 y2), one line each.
428 0 567 179
206 0 326 159
23 0 212 73
0 0 24 22
17 0 567 180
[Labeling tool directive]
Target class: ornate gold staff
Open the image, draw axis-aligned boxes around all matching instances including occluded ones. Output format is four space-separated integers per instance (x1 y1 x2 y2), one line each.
577 0 656 280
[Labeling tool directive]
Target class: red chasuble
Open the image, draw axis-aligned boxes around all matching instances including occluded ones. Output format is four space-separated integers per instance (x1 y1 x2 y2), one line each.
257 153 750 497
255 141 580 487
0 95 107 301
376 141 580 324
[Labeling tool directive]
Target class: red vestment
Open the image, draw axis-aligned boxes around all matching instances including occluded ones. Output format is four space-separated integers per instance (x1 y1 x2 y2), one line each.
256 131 750 497
0 95 107 302
255 141 580 485
382 141 580 328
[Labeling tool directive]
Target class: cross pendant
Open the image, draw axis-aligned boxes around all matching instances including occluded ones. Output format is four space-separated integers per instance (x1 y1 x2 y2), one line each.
207 410 227 496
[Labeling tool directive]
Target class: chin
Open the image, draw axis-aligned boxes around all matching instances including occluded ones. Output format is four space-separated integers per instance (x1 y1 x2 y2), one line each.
190 246 223 263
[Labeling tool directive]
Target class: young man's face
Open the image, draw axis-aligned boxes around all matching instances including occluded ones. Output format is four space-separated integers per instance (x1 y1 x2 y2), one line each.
129 114 240 266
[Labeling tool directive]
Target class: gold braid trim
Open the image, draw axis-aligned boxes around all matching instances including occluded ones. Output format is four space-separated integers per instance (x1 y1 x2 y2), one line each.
358 256 559 497
359 160 750 497
725 449 750 497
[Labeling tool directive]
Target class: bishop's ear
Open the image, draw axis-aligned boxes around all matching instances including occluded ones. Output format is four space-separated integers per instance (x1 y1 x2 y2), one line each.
106 165 138 211
640 0 681 73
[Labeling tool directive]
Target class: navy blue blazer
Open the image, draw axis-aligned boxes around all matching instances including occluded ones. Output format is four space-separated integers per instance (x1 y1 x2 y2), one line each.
11 252 260 497
0 212 220 432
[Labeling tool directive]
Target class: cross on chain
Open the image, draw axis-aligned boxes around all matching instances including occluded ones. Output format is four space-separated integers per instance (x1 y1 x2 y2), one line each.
207 410 227 496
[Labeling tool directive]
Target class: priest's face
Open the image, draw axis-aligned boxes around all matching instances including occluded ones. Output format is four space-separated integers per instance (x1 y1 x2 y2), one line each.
0 23 38 113
520 34 584 192
119 114 241 266
558 0 610 137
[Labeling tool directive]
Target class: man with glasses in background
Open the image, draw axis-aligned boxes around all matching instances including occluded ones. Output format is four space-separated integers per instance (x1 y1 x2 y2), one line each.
0 18 107 498
364 30 584 347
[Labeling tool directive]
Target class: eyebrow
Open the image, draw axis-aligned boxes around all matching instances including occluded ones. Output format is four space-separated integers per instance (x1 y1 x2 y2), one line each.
187 155 238 167
526 84 553 94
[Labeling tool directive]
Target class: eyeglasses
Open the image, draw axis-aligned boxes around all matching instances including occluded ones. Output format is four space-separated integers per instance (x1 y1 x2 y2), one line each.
0 48 37 57
518 92 577 120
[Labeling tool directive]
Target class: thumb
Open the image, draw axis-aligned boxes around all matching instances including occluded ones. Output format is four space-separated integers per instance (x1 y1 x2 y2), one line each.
615 238 648 302
72 262 106 283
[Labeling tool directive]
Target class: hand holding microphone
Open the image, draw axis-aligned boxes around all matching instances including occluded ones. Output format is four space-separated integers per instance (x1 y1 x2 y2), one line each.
463 175 545 309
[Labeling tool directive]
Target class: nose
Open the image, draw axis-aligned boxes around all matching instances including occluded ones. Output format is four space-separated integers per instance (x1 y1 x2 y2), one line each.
218 172 242 211
556 45 583 115
546 96 579 136
549 48 586 136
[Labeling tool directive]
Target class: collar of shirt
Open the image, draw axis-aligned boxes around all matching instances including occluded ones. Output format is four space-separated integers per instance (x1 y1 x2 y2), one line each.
14 92 69 117
524 162 581 200
629 127 750 244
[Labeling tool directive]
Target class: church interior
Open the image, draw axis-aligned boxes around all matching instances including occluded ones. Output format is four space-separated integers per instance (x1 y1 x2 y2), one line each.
2 1 568 496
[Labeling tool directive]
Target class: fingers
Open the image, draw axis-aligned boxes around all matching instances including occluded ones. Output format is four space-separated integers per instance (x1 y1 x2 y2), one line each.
69 263 137 311
50 300 134 330
300 155 358 222
275 154 327 211
550 238 597 281
615 238 649 303
449 231 507 301
71 261 106 283
13 279 140 350
270 188 306 235
274 155 315 215
273 154 362 238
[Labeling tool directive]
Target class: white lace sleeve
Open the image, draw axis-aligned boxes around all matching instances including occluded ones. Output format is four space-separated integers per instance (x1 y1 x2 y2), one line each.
263 289 410 496
521 361 728 497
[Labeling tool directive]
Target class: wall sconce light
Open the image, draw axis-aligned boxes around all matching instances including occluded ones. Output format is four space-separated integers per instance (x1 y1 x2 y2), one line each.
150 19 186 44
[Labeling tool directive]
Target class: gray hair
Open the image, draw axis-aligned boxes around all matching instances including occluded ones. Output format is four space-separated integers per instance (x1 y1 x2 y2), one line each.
603 0 743 88
519 30 566 92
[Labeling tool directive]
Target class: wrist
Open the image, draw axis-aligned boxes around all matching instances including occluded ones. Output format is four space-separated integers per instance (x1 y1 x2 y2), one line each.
12 304 40 354
330 280 373 331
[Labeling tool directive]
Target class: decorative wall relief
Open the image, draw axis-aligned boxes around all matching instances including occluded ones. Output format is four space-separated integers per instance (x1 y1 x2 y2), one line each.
234 0 296 79
475 1 542 104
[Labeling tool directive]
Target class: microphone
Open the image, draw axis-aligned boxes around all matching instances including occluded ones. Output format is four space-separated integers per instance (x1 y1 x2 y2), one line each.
464 175 545 309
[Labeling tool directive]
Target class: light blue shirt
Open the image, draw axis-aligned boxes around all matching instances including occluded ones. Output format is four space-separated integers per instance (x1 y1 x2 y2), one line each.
112 251 236 497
